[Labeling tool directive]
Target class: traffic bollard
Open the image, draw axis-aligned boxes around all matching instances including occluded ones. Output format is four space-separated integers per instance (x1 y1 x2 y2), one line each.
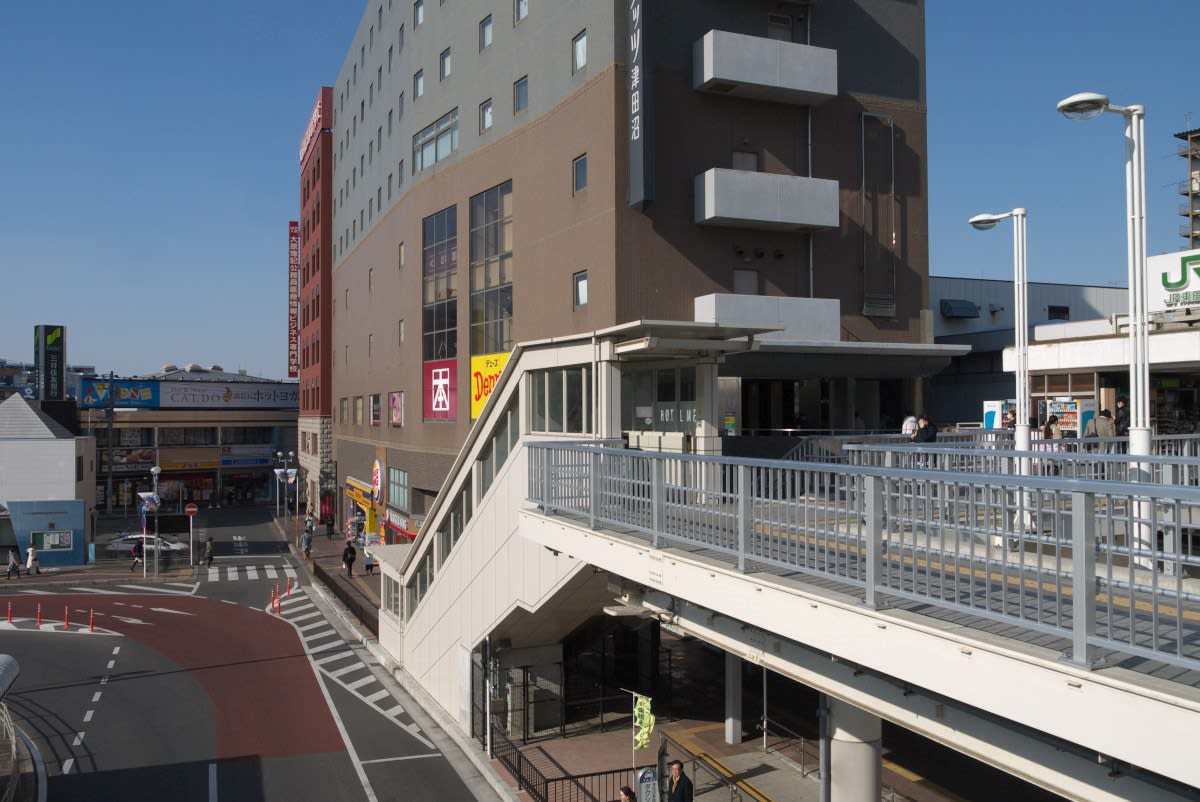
64 606 69 629
286 577 292 597
6 601 11 624
36 604 41 626
89 609 95 632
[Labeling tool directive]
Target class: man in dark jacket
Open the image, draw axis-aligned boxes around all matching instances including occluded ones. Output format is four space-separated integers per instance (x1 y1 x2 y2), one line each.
912 414 938 443
666 760 693 802
1115 398 1130 436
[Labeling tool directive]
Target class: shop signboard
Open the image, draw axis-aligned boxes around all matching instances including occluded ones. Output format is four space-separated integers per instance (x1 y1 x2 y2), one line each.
99 447 157 473
470 352 510 419
389 390 405 427
423 359 457 421
1149 247 1200 314
80 379 159 409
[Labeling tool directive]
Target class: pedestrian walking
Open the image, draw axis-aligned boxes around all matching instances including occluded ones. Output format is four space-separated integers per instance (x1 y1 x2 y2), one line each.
25 543 39 575
305 513 315 535
301 529 313 560
900 413 918 437
618 786 635 802
342 540 357 576
204 536 215 567
326 519 334 540
130 540 143 572
1115 398 1130 436
6 547 21 579
364 549 374 575
667 759 693 802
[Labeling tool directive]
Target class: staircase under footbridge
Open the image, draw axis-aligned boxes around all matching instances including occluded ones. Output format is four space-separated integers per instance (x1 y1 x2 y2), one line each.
520 441 1200 802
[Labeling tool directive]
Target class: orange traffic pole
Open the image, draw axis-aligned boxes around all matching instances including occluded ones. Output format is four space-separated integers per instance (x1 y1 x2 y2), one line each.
286 577 293 597
6 601 11 623
89 609 95 632
64 605 69 629
36 604 41 627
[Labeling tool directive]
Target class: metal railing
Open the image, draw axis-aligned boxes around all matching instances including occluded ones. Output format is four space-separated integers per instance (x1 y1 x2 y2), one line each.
843 442 1200 487
490 719 635 802
528 442 1200 671
782 430 1012 463
311 560 379 636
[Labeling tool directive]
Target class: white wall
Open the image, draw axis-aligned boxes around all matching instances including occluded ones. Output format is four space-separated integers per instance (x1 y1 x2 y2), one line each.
0 439 80 503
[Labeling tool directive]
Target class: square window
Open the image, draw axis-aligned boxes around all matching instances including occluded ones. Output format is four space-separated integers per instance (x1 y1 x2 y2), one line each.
414 0 424 26
572 30 587 73
479 98 493 133
414 70 424 97
440 48 451 79
573 270 588 307
733 268 758 295
572 154 587 194
514 0 528 23
479 15 493 50
513 76 528 112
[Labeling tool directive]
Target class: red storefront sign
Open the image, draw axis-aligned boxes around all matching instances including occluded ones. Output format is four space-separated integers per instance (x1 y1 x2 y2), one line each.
287 221 300 378
423 359 457 420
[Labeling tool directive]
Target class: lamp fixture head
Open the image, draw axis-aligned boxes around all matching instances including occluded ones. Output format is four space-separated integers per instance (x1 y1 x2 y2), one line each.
1056 91 1110 121
150 466 161 476
968 212 1005 231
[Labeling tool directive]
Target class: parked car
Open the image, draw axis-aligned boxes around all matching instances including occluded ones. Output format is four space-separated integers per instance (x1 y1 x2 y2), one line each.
103 533 186 555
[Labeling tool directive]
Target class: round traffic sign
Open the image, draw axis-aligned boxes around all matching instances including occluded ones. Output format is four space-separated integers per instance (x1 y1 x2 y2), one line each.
185 502 199 516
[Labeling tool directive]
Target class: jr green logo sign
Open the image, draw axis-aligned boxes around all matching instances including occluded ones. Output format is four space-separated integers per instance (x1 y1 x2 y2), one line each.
1154 250 1200 310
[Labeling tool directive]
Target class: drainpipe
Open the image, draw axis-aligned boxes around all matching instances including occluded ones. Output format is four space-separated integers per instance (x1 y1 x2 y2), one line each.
818 693 830 802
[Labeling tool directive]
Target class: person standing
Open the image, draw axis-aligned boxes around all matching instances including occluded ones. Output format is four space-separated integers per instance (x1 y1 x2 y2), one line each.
25 543 39 575
364 549 375 575
204 536 215 568
618 786 635 802
1003 409 1017 430
326 519 335 541
6 547 21 579
1115 398 1130 436
301 529 313 560
130 540 143 572
666 760 693 802
900 413 918 437
912 414 938 443
342 540 357 576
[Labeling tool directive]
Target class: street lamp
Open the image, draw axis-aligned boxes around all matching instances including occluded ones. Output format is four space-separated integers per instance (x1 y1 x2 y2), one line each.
969 208 1031 454
150 465 161 578
1057 92 1150 457
275 451 296 518
1059 91 1153 567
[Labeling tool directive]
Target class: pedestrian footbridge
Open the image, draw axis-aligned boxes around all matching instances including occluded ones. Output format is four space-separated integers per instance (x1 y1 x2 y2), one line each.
373 326 1200 802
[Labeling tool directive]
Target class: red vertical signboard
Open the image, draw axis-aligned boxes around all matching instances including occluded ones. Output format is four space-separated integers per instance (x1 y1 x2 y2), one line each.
423 359 457 420
288 221 300 378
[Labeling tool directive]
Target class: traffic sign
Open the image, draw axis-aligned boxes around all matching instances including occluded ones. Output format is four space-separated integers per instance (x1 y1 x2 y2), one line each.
185 502 199 517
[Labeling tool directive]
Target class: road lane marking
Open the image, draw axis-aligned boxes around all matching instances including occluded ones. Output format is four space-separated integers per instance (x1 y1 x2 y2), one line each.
112 616 148 625
117 584 193 596
92 692 101 703
100 676 108 686
227 567 240 581
305 631 340 646
112 647 120 655
346 675 377 691
299 621 328 633
246 566 259 580
359 754 440 765
150 607 195 616
208 568 219 582
327 663 363 679
69 587 122 594
106 661 115 670
72 732 84 746
290 611 322 623
364 689 391 704
16 589 52 595
83 710 94 723
381 704 406 718
62 758 74 774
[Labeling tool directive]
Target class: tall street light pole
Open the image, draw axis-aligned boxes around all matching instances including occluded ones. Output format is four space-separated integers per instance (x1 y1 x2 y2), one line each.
150 465 161 578
1058 91 1153 567
968 208 1030 454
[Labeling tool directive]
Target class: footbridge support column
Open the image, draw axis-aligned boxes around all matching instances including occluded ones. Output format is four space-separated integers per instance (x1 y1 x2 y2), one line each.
828 696 882 802
724 652 742 744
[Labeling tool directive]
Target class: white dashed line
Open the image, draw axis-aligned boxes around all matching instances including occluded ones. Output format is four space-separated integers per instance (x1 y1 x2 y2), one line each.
61 758 74 774
72 732 84 746
83 710 94 723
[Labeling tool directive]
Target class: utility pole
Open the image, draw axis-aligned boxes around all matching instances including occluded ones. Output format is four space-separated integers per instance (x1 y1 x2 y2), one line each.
105 371 115 514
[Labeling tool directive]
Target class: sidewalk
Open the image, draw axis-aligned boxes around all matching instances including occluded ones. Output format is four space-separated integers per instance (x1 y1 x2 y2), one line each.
284 518 382 618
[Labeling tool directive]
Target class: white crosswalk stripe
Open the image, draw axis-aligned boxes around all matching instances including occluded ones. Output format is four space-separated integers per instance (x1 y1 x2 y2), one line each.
264 566 278 579
245 566 259 580
346 675 377 691
364 689 391 704
328 663 364 679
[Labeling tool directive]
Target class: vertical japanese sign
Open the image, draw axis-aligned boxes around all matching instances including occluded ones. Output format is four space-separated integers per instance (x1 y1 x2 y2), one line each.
423 359 457 421
628 0 654 208
34 324 66 401
288 221 300 378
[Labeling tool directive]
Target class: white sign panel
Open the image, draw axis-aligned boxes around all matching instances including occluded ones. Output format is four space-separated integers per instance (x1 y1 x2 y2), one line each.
159 382 299 409
1148 248 1200 314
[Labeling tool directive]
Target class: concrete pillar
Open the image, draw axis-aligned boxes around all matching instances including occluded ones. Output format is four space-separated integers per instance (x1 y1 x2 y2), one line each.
724 652 742 744
693 361 722 455
828 697 882 802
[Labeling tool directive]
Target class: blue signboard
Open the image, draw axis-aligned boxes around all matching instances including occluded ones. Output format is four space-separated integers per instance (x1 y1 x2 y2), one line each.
80 379 160 409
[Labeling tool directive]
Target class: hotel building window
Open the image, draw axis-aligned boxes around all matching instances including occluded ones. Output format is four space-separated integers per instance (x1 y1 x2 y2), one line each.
469 181 513 354
422 205 458 361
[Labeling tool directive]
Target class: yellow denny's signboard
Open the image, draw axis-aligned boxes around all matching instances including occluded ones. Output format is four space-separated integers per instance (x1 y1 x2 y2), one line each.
470 352 511 419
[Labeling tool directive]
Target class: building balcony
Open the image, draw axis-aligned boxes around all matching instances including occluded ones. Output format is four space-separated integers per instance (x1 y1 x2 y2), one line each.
1179 200 1200 217
1179 177 1200 195
693 29 837 106
694 168 840 231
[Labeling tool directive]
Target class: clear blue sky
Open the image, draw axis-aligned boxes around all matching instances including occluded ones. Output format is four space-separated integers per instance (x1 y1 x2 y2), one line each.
1 1 1195 379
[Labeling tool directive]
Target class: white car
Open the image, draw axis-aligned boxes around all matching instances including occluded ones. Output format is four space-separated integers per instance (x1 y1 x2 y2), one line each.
103 533 187 555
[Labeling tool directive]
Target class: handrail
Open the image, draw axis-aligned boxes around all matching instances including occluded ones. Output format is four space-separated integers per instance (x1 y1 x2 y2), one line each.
528 441 1200 671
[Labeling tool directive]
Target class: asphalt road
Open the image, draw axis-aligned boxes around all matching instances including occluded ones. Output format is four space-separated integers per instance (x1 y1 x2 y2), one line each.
0 516 497 802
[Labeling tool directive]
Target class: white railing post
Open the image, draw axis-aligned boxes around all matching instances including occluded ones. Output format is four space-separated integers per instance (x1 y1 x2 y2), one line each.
651 458 665 549
1070 490 1097 668
542 446 553 516
738 464 751 572
589 449 599 529
864 475 883 610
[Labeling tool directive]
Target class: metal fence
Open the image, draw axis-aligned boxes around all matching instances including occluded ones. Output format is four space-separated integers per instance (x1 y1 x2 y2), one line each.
528 442 1200 671
490 719 635 802
311 561 379 636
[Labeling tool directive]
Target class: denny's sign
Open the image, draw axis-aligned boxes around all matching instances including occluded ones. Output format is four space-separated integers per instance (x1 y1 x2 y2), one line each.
470 352 511 420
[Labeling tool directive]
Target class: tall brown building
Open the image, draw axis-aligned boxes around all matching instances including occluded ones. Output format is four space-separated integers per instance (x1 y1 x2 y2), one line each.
298 87 335 520
329 0 933 534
